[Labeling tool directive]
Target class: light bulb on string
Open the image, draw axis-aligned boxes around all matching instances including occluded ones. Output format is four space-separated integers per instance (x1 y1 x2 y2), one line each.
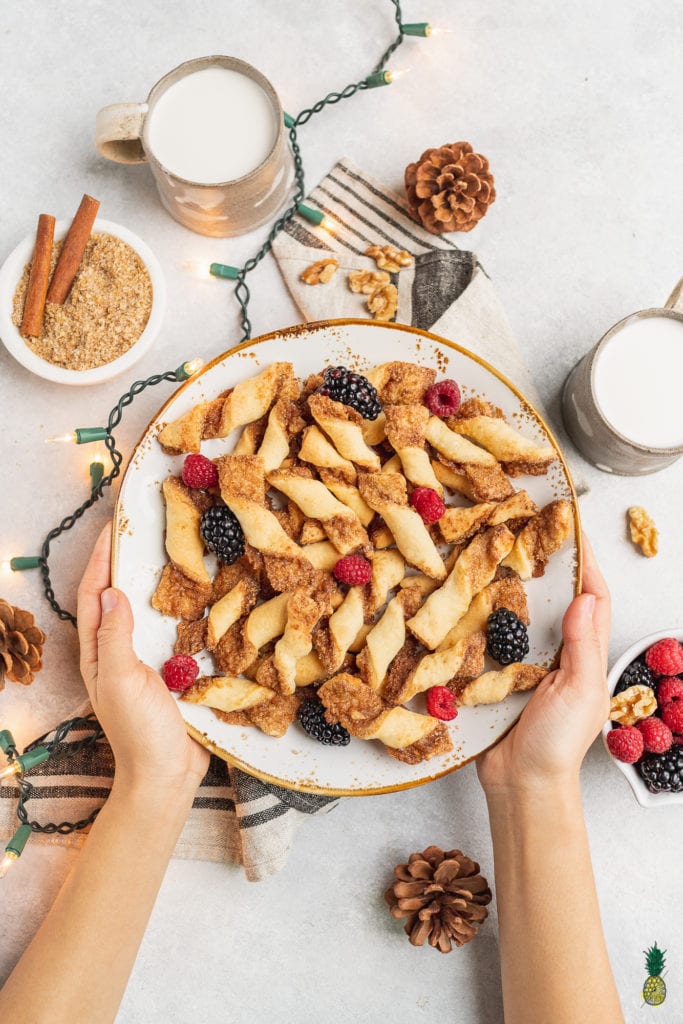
89 449 106 490
181 261 214 281
401 22 451 36
0 825 32 880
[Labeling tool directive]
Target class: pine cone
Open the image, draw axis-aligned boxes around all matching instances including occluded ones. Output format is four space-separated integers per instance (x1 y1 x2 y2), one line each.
405 142 496 234
384 845 492 954
0 599 46 689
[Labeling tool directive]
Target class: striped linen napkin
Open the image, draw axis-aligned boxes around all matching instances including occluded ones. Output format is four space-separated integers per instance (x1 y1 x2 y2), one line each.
272 157 587 494
0 711 337 882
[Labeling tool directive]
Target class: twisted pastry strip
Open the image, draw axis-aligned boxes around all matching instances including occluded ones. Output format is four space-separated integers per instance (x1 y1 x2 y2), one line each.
427 418 513 502
384 404 443 495
161 477 210 586
317 470 375 526
318 674 452 764
407 525 515 650
257 398 305 473
458 663 546 705
308 394 381 471
158 362 297 453
439 491 537 545
358 473 446 580
207 577 259 649
365 549 405 618
366 361 436 405
256 588 325 695
217 455 318 586
448 399 556 476
181 675 275 714
314 587 366 673
299 425 356 482
268 468 370 555
356 590 417 692
389 634 486 705
437 576 529 651
501 500 573 580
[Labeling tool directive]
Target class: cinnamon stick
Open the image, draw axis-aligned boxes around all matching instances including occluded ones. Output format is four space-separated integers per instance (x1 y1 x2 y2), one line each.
46 193 100 305
20 213 56 337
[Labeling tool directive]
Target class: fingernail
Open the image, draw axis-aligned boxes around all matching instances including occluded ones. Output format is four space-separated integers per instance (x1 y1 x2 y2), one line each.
579 593 596 619
101 588 118 613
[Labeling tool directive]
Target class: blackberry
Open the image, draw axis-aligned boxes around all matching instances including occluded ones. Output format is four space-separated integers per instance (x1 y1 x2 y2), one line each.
200 505 245 564
638 746 683 794
318 366 382 420
297 697 351 746
486 608 529 666
614 659 655 696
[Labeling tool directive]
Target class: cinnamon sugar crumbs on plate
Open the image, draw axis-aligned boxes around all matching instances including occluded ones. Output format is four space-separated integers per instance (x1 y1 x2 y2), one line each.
11 232 152 371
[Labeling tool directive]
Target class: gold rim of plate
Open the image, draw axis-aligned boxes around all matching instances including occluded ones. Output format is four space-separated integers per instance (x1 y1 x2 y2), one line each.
112 318 582 797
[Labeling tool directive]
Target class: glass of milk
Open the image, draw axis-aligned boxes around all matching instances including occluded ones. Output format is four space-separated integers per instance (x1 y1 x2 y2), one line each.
96 56 293 237
562 288 683 474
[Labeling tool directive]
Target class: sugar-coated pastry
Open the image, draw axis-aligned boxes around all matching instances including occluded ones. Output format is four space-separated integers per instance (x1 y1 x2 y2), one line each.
437 576 529 651
314 587 366 673
268 468 370 555
448 398 556 476
501 499 573 579
206 577 260 649
407 525 515 650
383 404 443 495
161 477 211 587
389 633 486 705
457 663 546 705
299 425 356 482
366 361 436 405
308 394 381 471
181 675 275 713
358 473 446 580
257 398 305 473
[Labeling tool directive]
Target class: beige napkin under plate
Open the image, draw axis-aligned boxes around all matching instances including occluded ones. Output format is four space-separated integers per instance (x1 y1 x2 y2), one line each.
272 157 588 495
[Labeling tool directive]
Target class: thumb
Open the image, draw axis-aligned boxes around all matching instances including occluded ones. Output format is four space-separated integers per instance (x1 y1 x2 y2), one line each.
97 588 141 687
559 593 603 689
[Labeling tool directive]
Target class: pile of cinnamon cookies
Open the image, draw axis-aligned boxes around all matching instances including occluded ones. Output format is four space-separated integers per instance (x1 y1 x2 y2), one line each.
152 360 572 765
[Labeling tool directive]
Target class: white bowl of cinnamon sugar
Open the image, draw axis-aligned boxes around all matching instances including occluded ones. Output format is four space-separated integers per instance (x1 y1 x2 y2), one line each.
0 202 166 385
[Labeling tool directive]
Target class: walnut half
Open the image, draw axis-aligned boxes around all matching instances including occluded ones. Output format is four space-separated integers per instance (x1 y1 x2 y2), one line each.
628 506 658 558
348 269 391 294
367 283 398 322
365 244 413 273
609 683 657 726
300 258 339 285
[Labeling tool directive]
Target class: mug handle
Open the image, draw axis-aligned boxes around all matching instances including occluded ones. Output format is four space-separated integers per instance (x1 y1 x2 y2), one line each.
664 277 683 314
95 103 148 164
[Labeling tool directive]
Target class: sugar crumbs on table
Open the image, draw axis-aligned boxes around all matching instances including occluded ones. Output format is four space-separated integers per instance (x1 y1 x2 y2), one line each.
11 232 153 371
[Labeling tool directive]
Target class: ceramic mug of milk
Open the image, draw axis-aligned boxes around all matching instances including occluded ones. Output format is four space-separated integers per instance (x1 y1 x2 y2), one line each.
562 282 683 474
96 55 292 237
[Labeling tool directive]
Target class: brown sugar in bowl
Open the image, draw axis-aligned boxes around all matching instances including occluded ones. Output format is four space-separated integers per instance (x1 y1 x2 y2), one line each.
0 218 166 386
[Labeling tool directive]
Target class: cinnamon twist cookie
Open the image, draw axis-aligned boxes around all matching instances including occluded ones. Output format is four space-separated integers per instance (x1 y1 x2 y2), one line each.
407 525 515 650
308 394 381 471
383 404 443 495
448 399 556 477
158 362 297 453
457 663 546 705
268 468 370 555
501 500 573 580
358 473 446 580
318 674 452 764
426 418 513 502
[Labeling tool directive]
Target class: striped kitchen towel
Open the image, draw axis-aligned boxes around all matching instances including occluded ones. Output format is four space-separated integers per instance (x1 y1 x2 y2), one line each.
272 157 588 494
0 714 337 882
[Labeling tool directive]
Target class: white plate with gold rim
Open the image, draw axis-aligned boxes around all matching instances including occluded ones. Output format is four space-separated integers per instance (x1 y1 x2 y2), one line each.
112 319 581 796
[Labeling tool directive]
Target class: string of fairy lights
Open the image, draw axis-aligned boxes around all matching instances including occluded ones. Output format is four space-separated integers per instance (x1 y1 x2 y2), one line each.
0 2 448 877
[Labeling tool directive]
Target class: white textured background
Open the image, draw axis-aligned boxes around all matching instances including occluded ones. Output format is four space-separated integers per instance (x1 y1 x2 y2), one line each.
1 2 682 1021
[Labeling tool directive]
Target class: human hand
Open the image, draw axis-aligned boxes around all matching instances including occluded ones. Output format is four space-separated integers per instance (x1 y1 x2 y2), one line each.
477 533 611 796
77 524 210 793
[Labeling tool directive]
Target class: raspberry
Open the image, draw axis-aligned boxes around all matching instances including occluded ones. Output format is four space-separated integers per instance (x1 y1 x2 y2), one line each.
182 454 218 490
163 654 199 692
425 379 461 418
333 554 372 586
645 637 683 676
657 676 683 708
637 717 673 754
410 486 446 524
606 725 644 764
426 686 458 721
662 702 683 735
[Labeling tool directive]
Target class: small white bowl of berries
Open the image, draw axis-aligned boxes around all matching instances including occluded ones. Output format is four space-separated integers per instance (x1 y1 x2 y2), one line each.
603 631 683 806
